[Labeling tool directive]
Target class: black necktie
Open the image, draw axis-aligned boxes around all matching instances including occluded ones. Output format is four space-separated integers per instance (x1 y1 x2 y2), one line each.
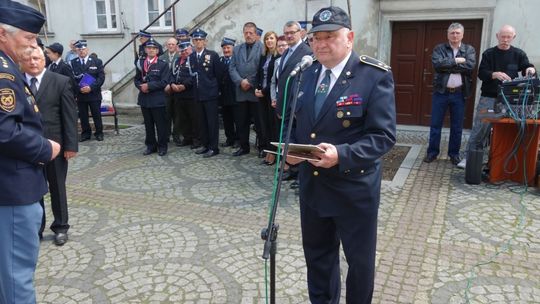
314 70 332 118
30 77 38 95
50 63 57 71
81 58 85 66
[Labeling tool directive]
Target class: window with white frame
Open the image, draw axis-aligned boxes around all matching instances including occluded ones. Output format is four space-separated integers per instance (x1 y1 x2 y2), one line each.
95 0 118 30
147 0 172 29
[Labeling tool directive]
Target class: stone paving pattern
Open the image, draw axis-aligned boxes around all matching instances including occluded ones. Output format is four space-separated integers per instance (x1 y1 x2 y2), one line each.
36 125 540 303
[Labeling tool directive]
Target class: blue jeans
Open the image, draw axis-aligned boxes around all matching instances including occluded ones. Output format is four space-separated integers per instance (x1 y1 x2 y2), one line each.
0 202 42 304
426 91 466 158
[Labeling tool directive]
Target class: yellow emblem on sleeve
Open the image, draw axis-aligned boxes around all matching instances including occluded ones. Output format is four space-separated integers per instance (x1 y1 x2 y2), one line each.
0 88 16 112
0 73 15 81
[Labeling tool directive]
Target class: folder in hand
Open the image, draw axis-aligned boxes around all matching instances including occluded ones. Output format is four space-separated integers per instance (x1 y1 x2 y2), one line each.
79 73 96 88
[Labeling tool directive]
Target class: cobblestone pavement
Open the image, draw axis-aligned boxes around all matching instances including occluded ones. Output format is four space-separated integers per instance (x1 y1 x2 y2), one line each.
36 125 540 303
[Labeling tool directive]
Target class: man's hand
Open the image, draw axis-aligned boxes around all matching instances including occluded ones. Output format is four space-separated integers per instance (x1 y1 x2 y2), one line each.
49 140 61 160
271 99 277 108
240 79 252 91
309 143 339 168
255 89 264 97
526 67 536 76
64 151 77 160
164 85 171 94
285 156 304 165
80 86 91 94
455 57 466 64
492 71 512 81
140 83 149 93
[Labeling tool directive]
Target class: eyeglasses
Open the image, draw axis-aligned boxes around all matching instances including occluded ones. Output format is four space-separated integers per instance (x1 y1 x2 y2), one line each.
284 29 300 36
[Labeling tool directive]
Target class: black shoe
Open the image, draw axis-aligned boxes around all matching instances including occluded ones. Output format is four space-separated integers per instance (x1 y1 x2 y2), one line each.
290 180 300 189
53 232 68 246
195 147 209 154
203 149 219 158
95 134 104 141
158 149 167 156
232 148 250 156
79 136 91 142
143 148 157 155
449 156 461 166
280 171 297 181
190 143 201 150
423 154 437 163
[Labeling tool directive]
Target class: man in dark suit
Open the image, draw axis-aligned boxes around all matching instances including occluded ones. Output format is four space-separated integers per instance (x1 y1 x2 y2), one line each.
22 47 78 246
160 37 180 144
229 22 264 157
71 40 105 142
189 28 223 158
286 7 396 303
0 2 61 302
277 21 312 185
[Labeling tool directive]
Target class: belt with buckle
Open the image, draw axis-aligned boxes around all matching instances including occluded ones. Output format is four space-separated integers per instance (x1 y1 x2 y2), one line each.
446 86 462 93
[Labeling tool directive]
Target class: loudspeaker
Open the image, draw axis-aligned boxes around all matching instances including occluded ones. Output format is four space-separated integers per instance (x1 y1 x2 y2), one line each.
465 149 483 184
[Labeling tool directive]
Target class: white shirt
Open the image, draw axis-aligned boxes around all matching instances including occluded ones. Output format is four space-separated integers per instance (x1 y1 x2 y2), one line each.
447 45 463 88
25 69 46 91
316 51 353 95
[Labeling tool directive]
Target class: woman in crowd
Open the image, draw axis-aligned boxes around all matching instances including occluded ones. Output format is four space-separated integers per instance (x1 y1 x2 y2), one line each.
255 31 280 165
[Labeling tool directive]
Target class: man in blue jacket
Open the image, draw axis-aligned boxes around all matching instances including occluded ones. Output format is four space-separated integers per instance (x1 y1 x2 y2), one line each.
0 1 61 303
286 6 396 303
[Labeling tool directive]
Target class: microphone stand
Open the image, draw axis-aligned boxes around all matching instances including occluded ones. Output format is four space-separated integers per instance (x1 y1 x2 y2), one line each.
261 69 306 304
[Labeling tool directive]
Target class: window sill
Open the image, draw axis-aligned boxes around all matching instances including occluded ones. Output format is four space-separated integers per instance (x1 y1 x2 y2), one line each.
81 32 125 39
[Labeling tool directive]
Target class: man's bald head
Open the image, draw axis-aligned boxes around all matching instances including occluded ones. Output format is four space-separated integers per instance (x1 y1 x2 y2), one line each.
496 24 516 50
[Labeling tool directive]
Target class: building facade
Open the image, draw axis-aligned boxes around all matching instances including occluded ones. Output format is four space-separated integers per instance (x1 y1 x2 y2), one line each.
19 0 540 126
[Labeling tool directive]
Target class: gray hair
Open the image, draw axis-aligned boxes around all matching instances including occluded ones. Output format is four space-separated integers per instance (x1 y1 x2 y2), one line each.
0 23 19 34
448 22 464 33
284 21 301 30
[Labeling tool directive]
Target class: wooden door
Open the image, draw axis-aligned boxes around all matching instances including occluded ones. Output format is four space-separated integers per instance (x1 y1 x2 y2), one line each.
391 20 482 128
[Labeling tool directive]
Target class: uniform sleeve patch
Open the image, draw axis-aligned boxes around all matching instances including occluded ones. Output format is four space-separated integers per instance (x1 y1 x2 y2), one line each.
0 73 15 81
0 88 16 112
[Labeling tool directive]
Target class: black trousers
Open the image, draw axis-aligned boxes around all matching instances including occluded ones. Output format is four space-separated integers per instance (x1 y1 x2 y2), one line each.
221 104 238 144
40 155 69 235
198 99 219 151
78 99 103 138
258 95 277 150
165 94 176 139
141 106 168 151
235 101 263 151
175 97 200 143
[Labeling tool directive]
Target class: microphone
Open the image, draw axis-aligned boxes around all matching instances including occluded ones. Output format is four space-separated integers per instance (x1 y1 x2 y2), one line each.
289 55 314 77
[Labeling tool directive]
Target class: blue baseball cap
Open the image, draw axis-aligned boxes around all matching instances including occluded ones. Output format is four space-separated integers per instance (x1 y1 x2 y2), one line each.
309 6 351 34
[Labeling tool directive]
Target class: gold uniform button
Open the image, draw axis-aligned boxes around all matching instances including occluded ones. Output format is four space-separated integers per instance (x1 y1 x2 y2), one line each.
310 133 316 139
336 111 344 118
313 171 319 176
342 120 351 128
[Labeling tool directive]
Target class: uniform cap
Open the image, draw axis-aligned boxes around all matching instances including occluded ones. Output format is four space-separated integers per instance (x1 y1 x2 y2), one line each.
144 38 159 48
138 30 152 38
256 27 263 36
309 6 351 34
74 40 87 49
0 0 46 34
46 42 63 55
178 39 191 50
298 21 308 30
175 28 189 37
190 28 207 39
221 37 236 47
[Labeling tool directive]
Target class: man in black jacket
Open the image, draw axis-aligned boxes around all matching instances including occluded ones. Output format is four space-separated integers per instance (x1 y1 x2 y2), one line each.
22 47 78 246
219 37 238 147
423 22 476 166
71 40 105 142
459 24 536 169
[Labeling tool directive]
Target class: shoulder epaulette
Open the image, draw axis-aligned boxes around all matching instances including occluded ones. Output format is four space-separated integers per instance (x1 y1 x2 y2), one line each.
359 55 391 72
